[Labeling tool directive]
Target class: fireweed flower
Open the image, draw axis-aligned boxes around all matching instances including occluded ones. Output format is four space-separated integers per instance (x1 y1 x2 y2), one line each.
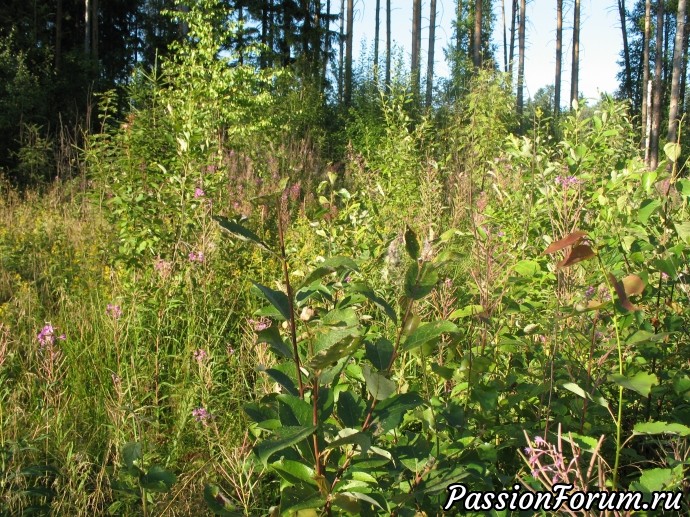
188 251 205 263
249 318 270 331
194 187 205 198
193 348 207 363
37 324 66 348
555 175 580 189
192 407 211 424
523 432 579 484
106 304 122 320
584 285 596 299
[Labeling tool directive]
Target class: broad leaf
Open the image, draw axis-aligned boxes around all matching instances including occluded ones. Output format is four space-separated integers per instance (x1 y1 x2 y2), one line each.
404 263 438 300
607 273 639 311
254 425 316 466
609 371 657 397
252 282 291 321
557 244 595 269
637 199 661 224
400 321 458 353
365 339 394 371
663 142 681 162
140 466 176 492
449 304 485 319
562 382 609 408
122 442 142 470
404 226 420 260
257 326 293 360
622 274 645 296
543 231 588 255
633 421 690 436
214 216 273 253
299 256 359 288
349 283 397 323
270 459 317 486
278 394 313 427
309 336 361 371
362 364 396 401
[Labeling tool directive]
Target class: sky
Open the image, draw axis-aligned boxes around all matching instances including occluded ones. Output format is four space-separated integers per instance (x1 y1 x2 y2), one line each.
351 0 626 101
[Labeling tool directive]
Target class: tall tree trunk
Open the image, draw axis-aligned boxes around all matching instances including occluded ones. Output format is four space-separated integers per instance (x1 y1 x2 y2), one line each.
509 0 517 78
680 12 689 114
344 0 353 106
411 0 422 99
261 0 269 69
555 0 562 117
55 0 63 69
642 0 652 161
618 0 632 99
84 0 91 55
667 0 687 145
517 0 526 123
570 0 581 108
650 0 665 169
374 0 380 82
92 0 98 61
502 0 508 72
386 0 391 88
322 0 331 86
338 0 344 102
238 6 244 65
426 0 437 107
473 0 482 68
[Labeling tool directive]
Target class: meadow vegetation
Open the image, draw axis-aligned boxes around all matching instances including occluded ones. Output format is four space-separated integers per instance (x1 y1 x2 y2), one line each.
1 3 690 516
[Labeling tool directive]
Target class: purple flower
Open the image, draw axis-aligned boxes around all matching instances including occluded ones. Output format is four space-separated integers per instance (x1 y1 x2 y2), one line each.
584 285 596 299
106 304 122 320
661 272 670 281
192 407 211 425
249 318 270 332
194 187 205 198
37 324 66 348
555 175 581 189
188 251 205 263
193 348 207 363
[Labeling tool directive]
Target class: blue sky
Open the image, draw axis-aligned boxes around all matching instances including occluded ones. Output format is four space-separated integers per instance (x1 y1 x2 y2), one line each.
351 0 625 100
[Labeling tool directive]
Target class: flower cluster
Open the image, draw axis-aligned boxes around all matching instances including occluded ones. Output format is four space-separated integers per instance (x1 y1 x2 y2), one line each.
154 257 172 278
194 187 205 198
188 251 205 263
193 348 208 363
524 433 578 485
106 303 122 320
584 285 596 299
555 175 581 189
37 324 66 348
192 407 212 425
249 318 270 332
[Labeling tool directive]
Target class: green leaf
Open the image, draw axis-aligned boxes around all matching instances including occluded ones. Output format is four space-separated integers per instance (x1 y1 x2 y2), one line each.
677 178 690 198
349 283 397 323
278 394 313 427
254 426 316 466
140 466 176 492
404 263 439 300
609 371 658 397
400 321 458 353
252 282 291 321
365 339 394 371
512 259 541 277
214 216 273 253
641 170 657 193
663 142 681 162
449 305 485 319
362 365 396 401
637 199 661 224
633 421 690 436
562 382 609 408
674 221 690 244
122 442 141 470
299 257 359 289
256 326 293 360
309 336 361 371
636 467 679 492
373 393 424 433
335 492 383 512
404 226 420 260
270 459 317 486
337 391 364 427
265 368 298 396
203 484 241 516
325 428 371 453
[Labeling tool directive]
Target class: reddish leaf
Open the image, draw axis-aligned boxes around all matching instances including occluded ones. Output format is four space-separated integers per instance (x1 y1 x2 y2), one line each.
556 244 595 269
544 231 589 255
608 273 639 311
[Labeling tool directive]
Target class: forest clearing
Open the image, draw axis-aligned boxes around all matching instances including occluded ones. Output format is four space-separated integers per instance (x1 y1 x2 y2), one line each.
1 0 690 515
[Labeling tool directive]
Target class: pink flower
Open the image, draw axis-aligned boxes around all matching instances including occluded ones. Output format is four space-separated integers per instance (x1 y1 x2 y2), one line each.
188 251 205 263
37 324 66 348
193 348 207 363
106 304 122 320
194 187 205 198
192 407 212 425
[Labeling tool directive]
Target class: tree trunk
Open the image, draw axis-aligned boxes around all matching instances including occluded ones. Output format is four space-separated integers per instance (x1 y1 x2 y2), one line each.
374 0 380 82
570 0 580 108
411 0 422 99
386 0 391 88
502 0 508 72
344 0 353 105
680 11 689 114
339 0 345 102
642 0 651 161
473 0 482 68
322 0 331 86
55 0 63 69
509 0 517 78
261 0 269 68
426 0 437 107
667 0 686 145
84 0 91 55
618 0 632 99
555 0 562 117
650 0 665 169
517 0 526 122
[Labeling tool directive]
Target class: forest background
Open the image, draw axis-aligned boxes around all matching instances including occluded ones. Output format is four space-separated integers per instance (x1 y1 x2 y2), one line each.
1 0 690 515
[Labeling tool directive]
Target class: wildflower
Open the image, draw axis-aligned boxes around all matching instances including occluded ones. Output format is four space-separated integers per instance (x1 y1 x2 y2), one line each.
106 304 122 320
194 187 205 198
249 318 270 332
192 407 211 425
193 348 207 363
584 285 596 299
661 272 670 281
154 257 172 278
188 251 205 263
226 345 235 356
555 175 580 189
37 324 66 348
